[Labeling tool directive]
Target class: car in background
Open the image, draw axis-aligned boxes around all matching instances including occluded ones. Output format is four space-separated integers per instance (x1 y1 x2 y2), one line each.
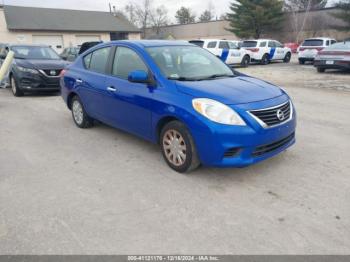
189 39 252 67
78 41 103 55
241 39 292 65
61 40 296 173
0 44 69 96
60 47 79 62
298 37 336 64
284 42 299 53
314 41 350 73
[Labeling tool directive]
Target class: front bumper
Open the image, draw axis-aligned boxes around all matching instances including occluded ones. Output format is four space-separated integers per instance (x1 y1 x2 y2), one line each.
15 71 61 92
191 95 297 167
314 60 350 70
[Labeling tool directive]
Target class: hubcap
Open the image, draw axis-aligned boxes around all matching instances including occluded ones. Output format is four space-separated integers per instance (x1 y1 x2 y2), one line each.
72 100 84 125
163 129 187 166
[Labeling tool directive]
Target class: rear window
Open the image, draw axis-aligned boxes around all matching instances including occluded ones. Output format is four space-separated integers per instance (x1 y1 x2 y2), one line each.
207 41 217 48
189 41 204 48
242 41 257 48
302 39 324 47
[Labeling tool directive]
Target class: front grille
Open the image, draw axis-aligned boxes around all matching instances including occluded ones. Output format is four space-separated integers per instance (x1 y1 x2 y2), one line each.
252 133 295 157
249 101 292 127
41 69 62 77
223 148 241 158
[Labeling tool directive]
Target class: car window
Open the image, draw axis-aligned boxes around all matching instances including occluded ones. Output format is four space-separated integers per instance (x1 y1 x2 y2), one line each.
324 41 350 50
242 41 257 48
88 47 110 74
189 41 204 47
268 41 275 48
83 53 92 68
219 41 230 49
259 42 267 47
112 46 148 80
275 41 283 48
302 39 323 47
331 40 337 45
326 40 330 46
228 42 238 49
207 41 217 48
11 46 60 60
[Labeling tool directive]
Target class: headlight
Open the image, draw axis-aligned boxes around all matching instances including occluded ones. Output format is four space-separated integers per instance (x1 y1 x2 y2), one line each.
192 98 246 126
16 66 39 74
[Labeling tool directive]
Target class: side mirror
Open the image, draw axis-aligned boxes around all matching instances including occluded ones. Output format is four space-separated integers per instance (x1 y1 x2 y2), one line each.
128 70 150 84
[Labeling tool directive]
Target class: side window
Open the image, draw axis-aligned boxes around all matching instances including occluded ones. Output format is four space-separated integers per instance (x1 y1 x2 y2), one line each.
83 53 92 69
207 41 217 48
259 42 267 47
331 40 336 45
112 46 148 80
219 41 230 49
88 47 111 74
326 40 330 46
268 41 275 48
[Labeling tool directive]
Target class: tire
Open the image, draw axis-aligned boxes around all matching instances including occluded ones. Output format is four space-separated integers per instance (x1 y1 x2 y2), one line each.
10 75 24 97
299 59 305 65
240 55 250 67
261 54 270 65
317 67 325 73
160 121 200 173
283 52 291 63
71 96 94 128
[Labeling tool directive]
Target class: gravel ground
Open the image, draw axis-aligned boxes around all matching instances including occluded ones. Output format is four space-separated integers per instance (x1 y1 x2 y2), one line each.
0 58 349 254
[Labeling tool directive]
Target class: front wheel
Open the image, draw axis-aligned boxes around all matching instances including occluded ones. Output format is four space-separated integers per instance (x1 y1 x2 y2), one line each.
71 96 94 128
283 53 291 63
240 55 250 67
10 76 24 97
160 121 200 173
317 67 326 73
261 54 270 65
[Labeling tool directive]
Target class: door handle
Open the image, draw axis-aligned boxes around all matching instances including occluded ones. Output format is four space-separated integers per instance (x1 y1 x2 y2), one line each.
76 79 83 83
107 86 117 92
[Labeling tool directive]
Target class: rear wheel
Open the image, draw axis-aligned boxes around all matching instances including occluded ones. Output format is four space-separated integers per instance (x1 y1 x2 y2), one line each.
261 54 270 65
71 96 94 128
299 59 305 65
317 67 326 73
240 55 250 67
160 121 200 173
10 75 23 97
283 52 291 63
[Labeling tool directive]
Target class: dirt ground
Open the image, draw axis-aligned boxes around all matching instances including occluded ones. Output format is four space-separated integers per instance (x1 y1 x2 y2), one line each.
0 57 349 254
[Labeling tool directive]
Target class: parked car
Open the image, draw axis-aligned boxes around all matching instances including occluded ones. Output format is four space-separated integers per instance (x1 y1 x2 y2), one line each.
60 47 79 62
314 41 350 73
0 44 69 96
284 42 299 53
298 37 336 64
78 41 102 55
189 39 252 67
241 39 292 65
61 40 296 173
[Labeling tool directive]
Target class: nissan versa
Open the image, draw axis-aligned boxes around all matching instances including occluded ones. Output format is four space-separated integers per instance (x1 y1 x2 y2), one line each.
0 45 68 96
60 41 296 173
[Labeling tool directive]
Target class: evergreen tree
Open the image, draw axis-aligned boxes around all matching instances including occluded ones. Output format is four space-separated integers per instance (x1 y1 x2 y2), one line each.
175 7 196 24
332 0 350 30
227 0 285 39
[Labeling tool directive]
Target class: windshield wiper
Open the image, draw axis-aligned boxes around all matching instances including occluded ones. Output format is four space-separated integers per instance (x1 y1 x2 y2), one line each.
199 74 235 80
167 76 200 81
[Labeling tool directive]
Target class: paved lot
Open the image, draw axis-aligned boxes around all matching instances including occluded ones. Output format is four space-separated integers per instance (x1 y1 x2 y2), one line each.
0 58 350 254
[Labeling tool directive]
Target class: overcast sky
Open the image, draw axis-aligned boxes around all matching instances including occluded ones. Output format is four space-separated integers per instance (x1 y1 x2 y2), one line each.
2 0 337 24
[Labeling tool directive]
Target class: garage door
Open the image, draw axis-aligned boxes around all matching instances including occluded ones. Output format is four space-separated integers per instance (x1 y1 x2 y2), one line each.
32 35 64 54
76 35 101 46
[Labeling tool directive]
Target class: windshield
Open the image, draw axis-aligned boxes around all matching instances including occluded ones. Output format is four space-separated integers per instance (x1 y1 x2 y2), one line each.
11 46 61 60
242 41 257 48
302 39 323 47
146 46 234 81
324 42 350 51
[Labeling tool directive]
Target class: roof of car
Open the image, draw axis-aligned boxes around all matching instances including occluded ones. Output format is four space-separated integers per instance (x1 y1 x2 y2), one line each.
111 40 193 48
243 39 274 42
304 37 335 40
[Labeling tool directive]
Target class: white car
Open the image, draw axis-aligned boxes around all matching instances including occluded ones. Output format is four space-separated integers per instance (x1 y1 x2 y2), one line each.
189 39 252 67
241 39 292 65
298 37 336 64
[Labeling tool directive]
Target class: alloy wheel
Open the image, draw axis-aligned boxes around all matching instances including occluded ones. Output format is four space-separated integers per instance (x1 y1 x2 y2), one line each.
72 100 84 125
162 129 187 166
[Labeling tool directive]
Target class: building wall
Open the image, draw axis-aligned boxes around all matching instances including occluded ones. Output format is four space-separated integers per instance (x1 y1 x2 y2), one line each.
145 20 238 40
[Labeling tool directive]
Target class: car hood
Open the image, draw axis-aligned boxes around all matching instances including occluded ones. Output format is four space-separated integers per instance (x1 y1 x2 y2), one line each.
175 76 284 105
15 59 69 70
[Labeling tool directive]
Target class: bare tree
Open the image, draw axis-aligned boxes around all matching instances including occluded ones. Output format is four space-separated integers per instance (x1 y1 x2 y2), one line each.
124 2 137 25
135 0 154 37
150 6 169 35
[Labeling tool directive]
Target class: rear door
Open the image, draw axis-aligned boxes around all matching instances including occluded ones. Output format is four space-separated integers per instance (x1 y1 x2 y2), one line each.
275 41 286 59
268 41 277 60
218 41 230 63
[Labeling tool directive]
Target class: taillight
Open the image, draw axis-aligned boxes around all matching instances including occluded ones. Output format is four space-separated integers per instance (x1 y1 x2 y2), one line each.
59 69 66 77
316 47 324 52
299 47 305 51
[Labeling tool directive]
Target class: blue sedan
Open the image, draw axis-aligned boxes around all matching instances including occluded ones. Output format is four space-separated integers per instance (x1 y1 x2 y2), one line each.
60 40 296 173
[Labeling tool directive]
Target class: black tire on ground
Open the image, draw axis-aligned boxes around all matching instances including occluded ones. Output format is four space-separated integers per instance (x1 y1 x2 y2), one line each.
299 59 305 65
317 67 326 73
240 55 250 67
70 96 94 128
283 52 291 63
160 120 200 173
261 54 270 65
10 75 24 97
